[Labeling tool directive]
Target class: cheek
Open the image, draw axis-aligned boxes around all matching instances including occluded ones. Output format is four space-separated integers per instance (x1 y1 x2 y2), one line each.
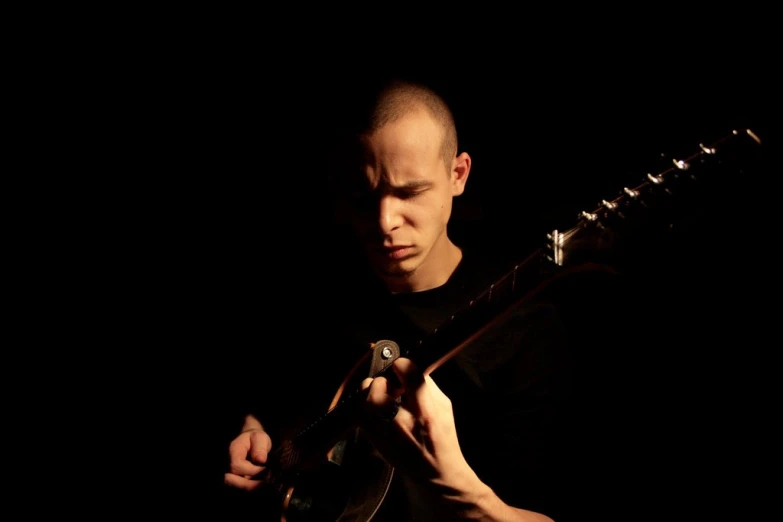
439 198 453 219
417 205 451 233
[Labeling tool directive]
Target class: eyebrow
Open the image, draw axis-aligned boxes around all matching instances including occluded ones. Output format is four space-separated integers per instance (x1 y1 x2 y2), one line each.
384 180 433 191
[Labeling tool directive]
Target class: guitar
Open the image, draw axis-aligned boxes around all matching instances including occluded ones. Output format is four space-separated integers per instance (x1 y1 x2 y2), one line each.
255 128 764 521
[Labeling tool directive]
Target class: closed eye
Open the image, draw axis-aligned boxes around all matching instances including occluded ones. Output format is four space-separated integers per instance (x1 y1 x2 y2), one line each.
394 189 425 200
389 181 432 200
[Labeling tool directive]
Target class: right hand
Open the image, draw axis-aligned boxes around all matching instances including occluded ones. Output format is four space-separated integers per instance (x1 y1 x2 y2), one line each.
224 428 273 491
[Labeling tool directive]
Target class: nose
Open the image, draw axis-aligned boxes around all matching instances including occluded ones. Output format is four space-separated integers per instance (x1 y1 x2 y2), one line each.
378 195 403 235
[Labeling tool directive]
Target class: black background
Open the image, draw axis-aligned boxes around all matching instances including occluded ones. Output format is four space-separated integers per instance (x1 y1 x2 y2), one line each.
98 35 778 519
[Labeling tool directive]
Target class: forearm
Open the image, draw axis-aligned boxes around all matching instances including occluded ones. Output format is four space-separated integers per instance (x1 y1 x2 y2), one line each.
435 476 554 522
449 483 553 522
464 484 554 522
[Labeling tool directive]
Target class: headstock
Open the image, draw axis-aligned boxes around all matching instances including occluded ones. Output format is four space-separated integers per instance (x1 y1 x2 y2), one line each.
545 128 762 270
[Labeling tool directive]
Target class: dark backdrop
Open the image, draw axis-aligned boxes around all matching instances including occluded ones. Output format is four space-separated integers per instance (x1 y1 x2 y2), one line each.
116 46 776 519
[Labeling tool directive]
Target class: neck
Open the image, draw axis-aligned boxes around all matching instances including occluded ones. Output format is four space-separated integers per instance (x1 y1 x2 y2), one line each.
384 239 463 294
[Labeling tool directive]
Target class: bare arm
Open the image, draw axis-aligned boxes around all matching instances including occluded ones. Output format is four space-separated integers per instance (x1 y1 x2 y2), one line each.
361 358 555 522
454 487 554 522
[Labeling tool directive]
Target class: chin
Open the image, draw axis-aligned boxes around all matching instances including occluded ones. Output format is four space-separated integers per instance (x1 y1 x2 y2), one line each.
377 258 419 278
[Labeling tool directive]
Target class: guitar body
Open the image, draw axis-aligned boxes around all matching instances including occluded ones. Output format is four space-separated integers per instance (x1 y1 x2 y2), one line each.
264 350 395 522
271 433 393 522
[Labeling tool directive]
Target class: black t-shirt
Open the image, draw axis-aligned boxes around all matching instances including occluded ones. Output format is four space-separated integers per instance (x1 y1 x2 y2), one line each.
364 248 581 521
248 245 628 521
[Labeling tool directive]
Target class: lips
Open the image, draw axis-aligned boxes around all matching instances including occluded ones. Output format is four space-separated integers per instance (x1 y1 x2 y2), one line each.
377 245 413 260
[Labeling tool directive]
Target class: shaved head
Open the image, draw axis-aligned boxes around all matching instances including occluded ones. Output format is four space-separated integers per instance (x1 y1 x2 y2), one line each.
362 79 458 171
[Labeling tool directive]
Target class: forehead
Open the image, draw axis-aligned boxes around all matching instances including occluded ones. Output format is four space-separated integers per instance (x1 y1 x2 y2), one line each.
359 109 444 182
363 108 442 157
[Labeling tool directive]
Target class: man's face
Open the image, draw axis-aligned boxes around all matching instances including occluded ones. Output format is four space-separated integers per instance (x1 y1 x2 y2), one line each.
346 109 466 288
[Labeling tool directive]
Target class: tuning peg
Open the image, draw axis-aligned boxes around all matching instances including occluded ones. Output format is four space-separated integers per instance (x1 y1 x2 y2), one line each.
624 187 640 198
699 143 716 154
672 158 689 170
744 128 762 144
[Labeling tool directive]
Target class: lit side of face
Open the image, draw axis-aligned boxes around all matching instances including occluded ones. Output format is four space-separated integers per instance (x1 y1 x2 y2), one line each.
348 109 469 292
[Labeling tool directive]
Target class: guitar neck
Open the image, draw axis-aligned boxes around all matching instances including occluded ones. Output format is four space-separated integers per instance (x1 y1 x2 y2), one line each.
386 128 764 376
405 247 555 375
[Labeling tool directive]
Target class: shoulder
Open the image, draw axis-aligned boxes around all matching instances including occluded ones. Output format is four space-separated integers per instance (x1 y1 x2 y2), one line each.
449 244 511 297
451 297 572 393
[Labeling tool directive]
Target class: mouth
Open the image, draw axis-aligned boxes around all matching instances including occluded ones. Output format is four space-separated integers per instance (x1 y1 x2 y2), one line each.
375 246 413 260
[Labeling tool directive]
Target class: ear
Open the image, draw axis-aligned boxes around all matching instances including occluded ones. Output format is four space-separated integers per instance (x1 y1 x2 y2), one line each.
450 152 471 196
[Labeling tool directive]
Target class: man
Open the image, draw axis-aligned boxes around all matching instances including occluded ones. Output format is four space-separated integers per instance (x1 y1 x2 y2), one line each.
224 78 597 521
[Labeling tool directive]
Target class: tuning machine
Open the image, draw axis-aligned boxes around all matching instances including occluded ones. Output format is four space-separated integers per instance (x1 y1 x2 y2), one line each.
601 199 625 219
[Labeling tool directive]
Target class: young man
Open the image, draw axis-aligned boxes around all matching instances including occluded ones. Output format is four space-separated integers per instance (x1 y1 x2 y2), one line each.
223 79 604 521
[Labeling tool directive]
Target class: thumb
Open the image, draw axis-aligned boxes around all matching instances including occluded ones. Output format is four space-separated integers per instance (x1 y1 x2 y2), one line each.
249 430 272 463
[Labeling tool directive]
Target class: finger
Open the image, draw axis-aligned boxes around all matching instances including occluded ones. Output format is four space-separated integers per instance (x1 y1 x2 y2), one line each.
224 472 264 491
393 358 451 417
392 406 433 448
228 441 261 472
228 437 267 476
361 403 431 467
366 375 399 408
229 456 264 477
248 431 273 464
391 358 425 392
361 375 401 422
